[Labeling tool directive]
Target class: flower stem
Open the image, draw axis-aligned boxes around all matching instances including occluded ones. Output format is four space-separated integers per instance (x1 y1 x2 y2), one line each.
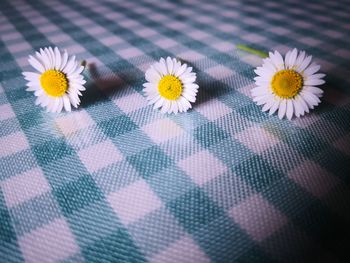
236 44 268 58
80 60 87 69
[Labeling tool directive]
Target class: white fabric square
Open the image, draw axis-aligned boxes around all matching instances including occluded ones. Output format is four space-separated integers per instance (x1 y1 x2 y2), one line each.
0 131 29 158
213 41 235 52
118 47 143 59
8 41 31 53
150 235 210 263
100 35 124 46
0 104 15 121
142 118 183 144
107 179 162 225
234 126 279 153
241 33 266 43
333 134 350 155
19 218 79 263
78 140 123 173
195 98 232 121
1 168 50 207
229 194 287 242
56 110 94 136
177 50 205 62
155 38 178 49
188 30 210 40
178 150 227 185
135 28 158 38
205 65 233 80
114 92 148 114
288 161 341 198
218 23 239 33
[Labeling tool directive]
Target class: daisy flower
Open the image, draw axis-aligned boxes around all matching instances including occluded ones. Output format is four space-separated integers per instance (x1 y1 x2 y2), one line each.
252 48 325 120
143 57 199 114
22 46 86 113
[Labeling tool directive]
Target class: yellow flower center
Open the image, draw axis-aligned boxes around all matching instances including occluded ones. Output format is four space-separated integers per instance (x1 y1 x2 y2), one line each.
40 70 68 97
158 75 182 100
271 69 303 99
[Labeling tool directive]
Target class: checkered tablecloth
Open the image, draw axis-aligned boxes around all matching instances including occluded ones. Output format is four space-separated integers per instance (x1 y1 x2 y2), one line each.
1 0 350 262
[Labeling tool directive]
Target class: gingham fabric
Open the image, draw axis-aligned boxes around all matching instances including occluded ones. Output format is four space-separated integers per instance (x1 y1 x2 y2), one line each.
1 0 350 262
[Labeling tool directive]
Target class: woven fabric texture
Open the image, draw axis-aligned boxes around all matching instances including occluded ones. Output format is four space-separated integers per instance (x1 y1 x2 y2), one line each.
1 0 350 262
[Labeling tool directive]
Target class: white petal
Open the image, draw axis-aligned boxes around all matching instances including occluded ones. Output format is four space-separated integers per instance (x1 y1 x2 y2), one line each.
161 100 171 114
262 96 274 112
286 99 294 120
284 50 291 69
71 84 86 91
54 47 61 70
182 92 196 103
304 86 324 96
71 78 86 86
166 57 174 75
303 63 320 76
40 48 51 69
56 98 64 113
172 59 181 75
167 101 174 114
48 47 56 69
252 87 269 97
40 95 51 107
272 50 285 69
22 72 40 81
62 95 71 112
184 83 199 91
154 97 165 109
145 67 161 83
175 64 187 77
301 91 320 108
182 76 196 84
269 99 280 115
278 99 287 119
294 51 305 67
308 73 326 80
293 99 302 118
181 96 192 111
35 51 48 71
254 66 274 80
34 89 45 96
304 78 325 86
171 101 179 114
70 66 84 77
149 94 161 105
287 48 298 69
153 61 167 76
26 85 40 91
69 93 80 108
296 95 309 114
60 50 69 71
28 55 45 73
298 55 312 72
63 55 76 75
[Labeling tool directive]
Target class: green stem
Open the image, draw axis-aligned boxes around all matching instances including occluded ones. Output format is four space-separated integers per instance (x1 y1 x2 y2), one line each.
80 60 87 69
236 44 269 58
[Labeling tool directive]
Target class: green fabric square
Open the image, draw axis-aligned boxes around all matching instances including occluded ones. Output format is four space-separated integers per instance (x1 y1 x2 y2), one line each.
193 122 229 148
234 155 283 192
127 146 173 178
33 138 75 166
194 216 254 262
0 207 17 244
17 109 45 130
100 115 138 138
53 175 103 216
167 188 224 233
82 227 145 263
